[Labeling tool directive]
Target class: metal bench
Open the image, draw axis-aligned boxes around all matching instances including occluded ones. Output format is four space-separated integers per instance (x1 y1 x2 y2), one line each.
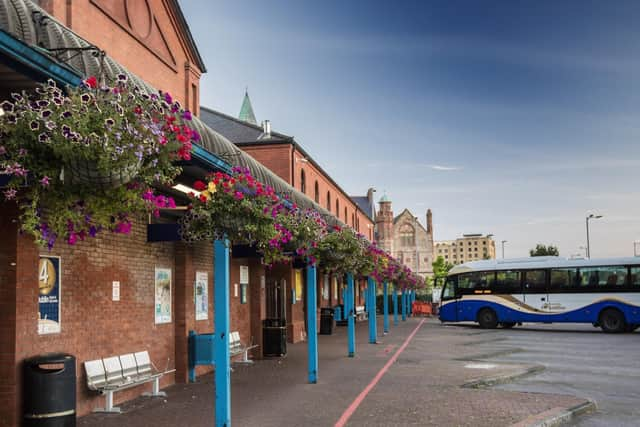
229 331 259 364
355 305 367 321
84 351 175 413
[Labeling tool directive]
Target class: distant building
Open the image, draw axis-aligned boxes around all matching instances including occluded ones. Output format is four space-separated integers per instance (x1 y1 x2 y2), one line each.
435 234 496 264
375 195 435 277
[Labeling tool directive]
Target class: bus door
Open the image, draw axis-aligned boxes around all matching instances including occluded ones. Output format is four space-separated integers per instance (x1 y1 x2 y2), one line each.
523 269 550 311
439 276 459 321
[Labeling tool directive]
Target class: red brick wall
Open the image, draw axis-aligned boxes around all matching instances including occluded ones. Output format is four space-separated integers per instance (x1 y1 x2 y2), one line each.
240 144 292 184
0 203 18 427
39 0 202 114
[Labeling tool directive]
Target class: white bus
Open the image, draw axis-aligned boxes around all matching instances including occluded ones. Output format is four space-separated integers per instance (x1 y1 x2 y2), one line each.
438 256 640 333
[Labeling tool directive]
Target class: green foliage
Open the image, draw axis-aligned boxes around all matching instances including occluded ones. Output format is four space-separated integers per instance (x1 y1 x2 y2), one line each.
529 244 560 257
432 255 454 280
0 77 195 248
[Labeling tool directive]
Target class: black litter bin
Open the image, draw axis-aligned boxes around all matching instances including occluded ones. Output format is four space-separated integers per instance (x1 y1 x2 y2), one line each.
23 353 76 427
263 318 287 357
320 308 334 335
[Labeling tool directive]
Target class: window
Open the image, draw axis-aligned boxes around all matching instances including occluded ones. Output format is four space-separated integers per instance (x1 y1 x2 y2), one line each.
326 192 331 210
458 271 496 292
335 199 340 216
300 169 306 194
495 270 521 293
631 267 640 286
550 268 578 289
344 207 347 223
524 270 546 293
399 224 415 247
314 181 319 203
579 266 627 287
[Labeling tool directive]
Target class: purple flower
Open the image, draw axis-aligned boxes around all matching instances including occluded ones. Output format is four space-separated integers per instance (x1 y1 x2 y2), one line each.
37 100 50 108
104 118 115 127
164 92 173 104
61 111 72 118
52 97 63 106
41 110 52 118
3 188 17 200
192 130 201 141
10 93 23 102
117 73 127 81
6 115 16 124
18 148 27 157
30 121 39 131
0 146 6 155
38 133 50 143
40 176 50 187
80 93 91 103
67 233 77 245
89 226 98 238
182 110 192 121
0 100 14 113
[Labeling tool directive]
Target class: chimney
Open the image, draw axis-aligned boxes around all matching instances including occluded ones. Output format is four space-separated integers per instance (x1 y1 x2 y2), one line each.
427 209 433 234
262 120 271 137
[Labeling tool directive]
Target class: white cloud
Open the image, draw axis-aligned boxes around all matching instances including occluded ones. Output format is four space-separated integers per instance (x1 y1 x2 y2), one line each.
429 164 461 171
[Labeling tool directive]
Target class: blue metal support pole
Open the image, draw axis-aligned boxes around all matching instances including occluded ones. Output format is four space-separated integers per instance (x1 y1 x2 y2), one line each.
307 264 318 383
347 273 356 357
214 239 231 427
402 288 407 321
408 290 413 316
367 277 377 344
383 281 389 334
393 283 398 326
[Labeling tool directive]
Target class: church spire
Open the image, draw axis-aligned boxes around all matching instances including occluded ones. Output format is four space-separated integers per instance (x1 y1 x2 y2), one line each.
238 89 257 125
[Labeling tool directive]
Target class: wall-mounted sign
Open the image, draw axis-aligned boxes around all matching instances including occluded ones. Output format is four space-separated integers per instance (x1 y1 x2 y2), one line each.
112 281 120 301
323 275 329 300
295 270 303 302
240 265 249 285
154 267 172 324
333 277 338 302
240 283 248 304
195 271 208 320
38 255 61 334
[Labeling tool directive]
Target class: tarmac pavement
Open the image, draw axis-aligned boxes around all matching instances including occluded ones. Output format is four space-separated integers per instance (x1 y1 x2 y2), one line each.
78 317 591 427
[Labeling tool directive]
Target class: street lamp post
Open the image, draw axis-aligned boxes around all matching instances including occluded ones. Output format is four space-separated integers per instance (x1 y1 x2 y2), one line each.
585 214 603 259
501 240 507 259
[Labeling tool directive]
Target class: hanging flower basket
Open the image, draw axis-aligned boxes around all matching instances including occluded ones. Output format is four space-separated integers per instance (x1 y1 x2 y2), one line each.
0 75 198 248
62 158 141 189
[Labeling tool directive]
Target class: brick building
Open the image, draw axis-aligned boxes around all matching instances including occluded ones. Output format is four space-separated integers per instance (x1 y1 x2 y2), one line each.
375 195 435 277
0 0 368 424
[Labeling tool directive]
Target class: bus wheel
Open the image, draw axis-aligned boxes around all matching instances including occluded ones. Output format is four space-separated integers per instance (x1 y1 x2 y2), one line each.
501 322 516 329
477 308 498 329
599 309 626 333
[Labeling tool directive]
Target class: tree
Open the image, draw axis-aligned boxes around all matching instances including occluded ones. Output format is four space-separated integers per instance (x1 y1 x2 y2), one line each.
529 244 559 257
432 256 454 284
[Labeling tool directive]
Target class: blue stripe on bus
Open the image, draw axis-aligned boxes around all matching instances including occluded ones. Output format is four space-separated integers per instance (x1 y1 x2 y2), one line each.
439 299 640 324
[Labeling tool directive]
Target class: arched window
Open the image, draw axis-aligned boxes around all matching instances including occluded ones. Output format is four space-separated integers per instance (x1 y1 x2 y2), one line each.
314 181 319 203
335 199 340 216
352 213 355 227
300 169 306 194
326 192 331 210
399 224 415 247
344 207 347 223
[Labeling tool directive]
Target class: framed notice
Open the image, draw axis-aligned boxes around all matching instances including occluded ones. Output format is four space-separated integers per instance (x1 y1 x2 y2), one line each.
323 275 329 300
240 283 248 304
155 268 172 324
295 270 303 302
38 255 61 334
240 265 249 285
195 271 208 320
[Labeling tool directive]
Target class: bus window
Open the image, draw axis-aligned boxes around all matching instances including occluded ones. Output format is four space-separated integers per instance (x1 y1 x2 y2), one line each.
458 271 496 293
524 270 546 293
495 270 521 293
442 276 456 300
580 266 627 287
631 267 640 286
550 268 578 290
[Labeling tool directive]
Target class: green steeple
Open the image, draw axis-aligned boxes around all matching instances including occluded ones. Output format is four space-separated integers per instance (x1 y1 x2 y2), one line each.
238 90 257 125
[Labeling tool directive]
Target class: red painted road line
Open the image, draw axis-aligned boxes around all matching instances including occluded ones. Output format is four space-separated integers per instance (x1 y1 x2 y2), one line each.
334 319 426 427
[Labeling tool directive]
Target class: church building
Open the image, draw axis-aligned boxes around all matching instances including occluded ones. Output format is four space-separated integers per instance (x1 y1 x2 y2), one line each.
375 195 435 278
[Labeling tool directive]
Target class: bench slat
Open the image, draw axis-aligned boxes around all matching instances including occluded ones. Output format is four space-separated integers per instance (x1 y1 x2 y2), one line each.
85 359 107 390
134 351 153 377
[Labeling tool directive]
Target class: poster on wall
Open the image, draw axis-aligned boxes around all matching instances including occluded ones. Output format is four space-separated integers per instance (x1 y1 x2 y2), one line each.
323 276 329 300
295 270 303 302
240 265 249 285
333 277 338 302
194 271 208 320
38 255 61 334
155 267 172 324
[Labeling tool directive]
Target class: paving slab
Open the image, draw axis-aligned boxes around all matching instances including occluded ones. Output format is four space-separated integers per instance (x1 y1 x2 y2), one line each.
78 317 590 427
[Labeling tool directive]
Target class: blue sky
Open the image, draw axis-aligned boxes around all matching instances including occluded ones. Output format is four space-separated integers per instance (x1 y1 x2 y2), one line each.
181 0 640 258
